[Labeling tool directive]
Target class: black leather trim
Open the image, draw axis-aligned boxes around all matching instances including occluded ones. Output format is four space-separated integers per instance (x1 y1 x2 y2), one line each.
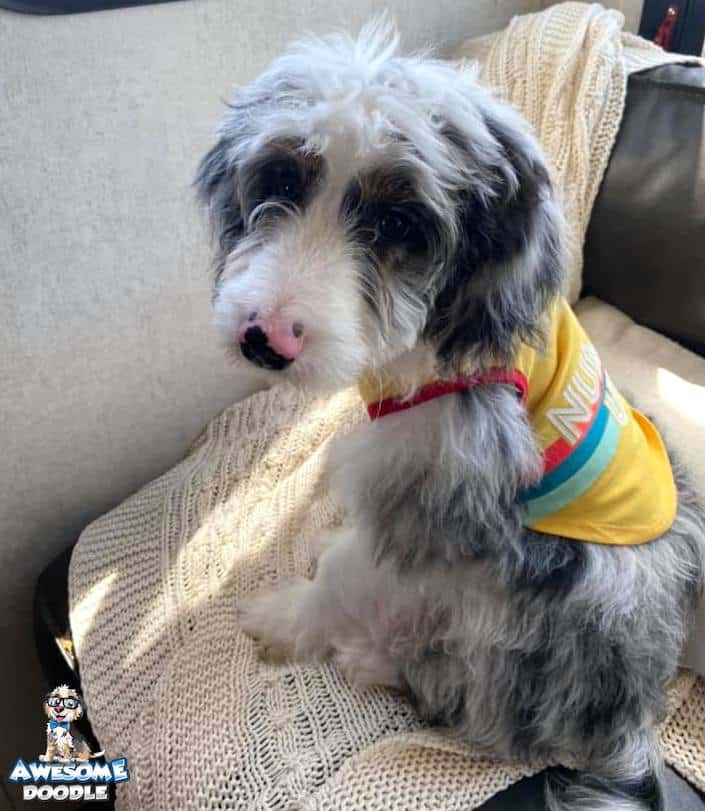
583 64 705 358
1 0 183 14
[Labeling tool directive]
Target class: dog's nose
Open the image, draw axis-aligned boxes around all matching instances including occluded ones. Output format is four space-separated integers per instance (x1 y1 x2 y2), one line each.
238 314 304 370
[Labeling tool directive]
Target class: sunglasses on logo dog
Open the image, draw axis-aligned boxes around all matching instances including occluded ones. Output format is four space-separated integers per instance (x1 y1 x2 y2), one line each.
47 696 78 709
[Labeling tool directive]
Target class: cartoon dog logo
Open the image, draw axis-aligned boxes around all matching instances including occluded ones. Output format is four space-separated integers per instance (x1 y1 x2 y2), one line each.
40 685 103 763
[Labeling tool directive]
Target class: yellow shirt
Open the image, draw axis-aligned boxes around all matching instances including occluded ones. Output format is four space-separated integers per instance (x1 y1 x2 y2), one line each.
358 298 677 545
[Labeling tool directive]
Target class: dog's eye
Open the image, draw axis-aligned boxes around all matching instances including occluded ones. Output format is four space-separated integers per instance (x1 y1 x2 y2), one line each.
264 162 303 204
378 210 411 243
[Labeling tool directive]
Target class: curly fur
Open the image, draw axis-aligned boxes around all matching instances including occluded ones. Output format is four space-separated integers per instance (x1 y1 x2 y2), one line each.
196 18 705 810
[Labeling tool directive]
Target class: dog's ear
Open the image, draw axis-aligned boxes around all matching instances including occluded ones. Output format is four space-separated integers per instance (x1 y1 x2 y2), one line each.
74 696 85 720
425 108 564 366
195 136 245 283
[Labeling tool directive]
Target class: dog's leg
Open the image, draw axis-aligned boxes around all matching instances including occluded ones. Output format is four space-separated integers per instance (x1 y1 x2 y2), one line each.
39 737 56 763
58 733 73 762
332 635 404 689
238 575 330 663
238 526 364 663
308 525 348 572
238 526 402 687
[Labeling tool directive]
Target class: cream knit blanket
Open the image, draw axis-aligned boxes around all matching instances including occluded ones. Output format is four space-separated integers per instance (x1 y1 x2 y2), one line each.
69 4 705 808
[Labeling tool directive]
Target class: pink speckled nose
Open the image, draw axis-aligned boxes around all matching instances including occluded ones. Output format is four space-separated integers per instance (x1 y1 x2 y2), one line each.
237 312 304 370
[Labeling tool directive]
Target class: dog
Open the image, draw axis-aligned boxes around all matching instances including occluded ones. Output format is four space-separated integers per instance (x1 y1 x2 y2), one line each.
40 685 103 763
196 19 705 810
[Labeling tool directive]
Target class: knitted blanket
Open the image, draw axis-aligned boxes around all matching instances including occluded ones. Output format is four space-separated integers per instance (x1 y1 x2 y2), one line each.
69 4 705 808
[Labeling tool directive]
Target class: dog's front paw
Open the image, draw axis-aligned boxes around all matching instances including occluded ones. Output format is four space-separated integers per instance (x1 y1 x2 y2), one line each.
308 525 347 565
237 579 310 664
334 642 403 690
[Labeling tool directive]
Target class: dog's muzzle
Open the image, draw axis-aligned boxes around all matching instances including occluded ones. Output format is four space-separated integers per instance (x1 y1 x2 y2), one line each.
240 325 294 370
238 310 306 370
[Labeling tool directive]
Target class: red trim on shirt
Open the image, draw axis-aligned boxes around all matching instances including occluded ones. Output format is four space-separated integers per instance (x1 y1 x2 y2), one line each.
366 368 528 421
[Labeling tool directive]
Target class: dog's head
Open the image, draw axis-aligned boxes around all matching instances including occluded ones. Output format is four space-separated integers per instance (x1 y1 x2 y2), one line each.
196 18 564 390
44 685 84 724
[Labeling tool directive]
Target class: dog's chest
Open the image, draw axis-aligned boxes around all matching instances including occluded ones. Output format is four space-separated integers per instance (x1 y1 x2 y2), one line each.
47 724 73 746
